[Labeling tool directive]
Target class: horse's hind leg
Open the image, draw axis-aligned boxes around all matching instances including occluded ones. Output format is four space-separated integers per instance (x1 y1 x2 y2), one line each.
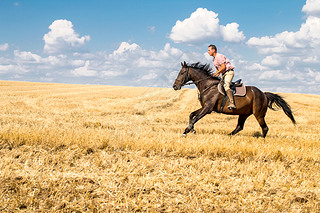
255 115 269 138
229 114 250 135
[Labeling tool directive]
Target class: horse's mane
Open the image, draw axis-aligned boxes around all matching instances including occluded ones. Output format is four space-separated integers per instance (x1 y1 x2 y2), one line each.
186 62 220 80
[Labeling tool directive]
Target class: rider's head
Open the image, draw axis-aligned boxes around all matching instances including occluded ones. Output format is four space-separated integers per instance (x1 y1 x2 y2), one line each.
208 44 217 57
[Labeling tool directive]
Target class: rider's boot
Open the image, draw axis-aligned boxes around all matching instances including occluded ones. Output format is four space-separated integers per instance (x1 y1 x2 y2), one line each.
226 89 236 110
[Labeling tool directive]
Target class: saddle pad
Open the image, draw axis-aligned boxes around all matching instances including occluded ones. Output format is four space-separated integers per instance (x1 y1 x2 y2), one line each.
218 83 246 96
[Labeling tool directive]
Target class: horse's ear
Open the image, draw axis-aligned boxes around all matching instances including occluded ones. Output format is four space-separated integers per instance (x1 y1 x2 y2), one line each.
181 62 184 67
183 61 187 66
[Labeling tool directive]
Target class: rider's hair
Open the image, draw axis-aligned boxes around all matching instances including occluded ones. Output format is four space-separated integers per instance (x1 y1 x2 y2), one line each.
208 44 217 52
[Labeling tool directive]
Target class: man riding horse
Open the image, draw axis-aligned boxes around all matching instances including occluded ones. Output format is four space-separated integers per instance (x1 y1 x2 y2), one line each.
172 60 296 138
208 44 236 109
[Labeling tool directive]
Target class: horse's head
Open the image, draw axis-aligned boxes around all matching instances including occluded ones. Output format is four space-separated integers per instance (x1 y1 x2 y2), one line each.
173 61 191 90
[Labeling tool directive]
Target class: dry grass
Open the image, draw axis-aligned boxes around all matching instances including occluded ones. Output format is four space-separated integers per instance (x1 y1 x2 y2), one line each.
0 80 319 212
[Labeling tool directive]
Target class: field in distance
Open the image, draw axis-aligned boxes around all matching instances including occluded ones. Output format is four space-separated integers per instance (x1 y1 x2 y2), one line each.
0 80 319 212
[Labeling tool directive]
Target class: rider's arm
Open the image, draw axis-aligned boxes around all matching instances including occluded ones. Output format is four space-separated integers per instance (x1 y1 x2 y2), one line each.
213 63 226 76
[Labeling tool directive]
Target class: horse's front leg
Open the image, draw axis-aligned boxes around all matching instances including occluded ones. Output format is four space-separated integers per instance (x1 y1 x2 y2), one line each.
188 108 202 134
183 105 213 136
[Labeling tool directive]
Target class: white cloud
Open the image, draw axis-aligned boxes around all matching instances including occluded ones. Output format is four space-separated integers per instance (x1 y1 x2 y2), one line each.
303 56 319 63
158 43 183 59
108 42 185 71
140 72 158 81
302 0 320 17
221 23 245 42
60 41 190 86
41 54 69 67
243 0 320 94
43 19 90 54
247 16 320 54
71 61 97 77
112 42 141 55
0 64 28 74
306 68 320 82
258 70 297 81
243 62 267 71
14 50 42 63
169 8 245 44
0 64 14 73
70 59 85 67
261 55 282 67
101 69 128 78
135 57 164 68
0 43 9 51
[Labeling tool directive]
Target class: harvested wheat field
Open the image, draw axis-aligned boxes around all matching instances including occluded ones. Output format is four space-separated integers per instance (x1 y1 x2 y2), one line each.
0 80 319 212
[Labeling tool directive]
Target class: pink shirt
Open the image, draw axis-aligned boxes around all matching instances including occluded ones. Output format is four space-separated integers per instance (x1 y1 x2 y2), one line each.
213 53 234 73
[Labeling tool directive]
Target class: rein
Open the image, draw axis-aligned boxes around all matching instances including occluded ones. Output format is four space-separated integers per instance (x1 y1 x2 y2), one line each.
180 68 213 86
183 76 212 86
180 67 219 98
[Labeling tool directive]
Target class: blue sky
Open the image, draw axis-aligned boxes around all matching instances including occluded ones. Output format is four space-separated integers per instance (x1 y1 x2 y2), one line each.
1 0 320 94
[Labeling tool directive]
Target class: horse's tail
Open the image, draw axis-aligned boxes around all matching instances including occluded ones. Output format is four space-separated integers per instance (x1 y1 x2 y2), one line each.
264 92 296 125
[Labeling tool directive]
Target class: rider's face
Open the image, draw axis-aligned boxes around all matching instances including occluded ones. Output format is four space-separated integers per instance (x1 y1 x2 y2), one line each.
208 47 215 56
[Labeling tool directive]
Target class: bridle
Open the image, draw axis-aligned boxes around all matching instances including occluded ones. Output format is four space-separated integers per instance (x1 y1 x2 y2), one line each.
175 67 190 86
177 67 213 86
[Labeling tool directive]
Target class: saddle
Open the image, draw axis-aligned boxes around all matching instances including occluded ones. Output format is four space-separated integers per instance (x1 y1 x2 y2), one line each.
218 79 246 96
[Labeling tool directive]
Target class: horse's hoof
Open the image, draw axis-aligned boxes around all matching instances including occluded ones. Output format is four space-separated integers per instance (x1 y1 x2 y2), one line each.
182 133 187 137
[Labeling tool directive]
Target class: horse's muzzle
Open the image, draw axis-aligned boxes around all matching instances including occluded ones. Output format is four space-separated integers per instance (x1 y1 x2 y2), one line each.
173 84 181 90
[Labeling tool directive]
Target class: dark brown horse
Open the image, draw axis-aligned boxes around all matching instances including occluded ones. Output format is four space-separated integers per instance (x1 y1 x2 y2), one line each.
173 62 296 137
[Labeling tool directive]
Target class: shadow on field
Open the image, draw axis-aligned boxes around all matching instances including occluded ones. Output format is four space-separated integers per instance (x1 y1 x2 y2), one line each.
253 131 263 138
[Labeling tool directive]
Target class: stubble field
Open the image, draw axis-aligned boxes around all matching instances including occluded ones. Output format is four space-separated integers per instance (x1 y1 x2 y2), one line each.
0 80 319 212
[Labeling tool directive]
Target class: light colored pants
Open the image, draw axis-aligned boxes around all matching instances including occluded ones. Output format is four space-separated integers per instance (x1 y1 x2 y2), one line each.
222 70 234 91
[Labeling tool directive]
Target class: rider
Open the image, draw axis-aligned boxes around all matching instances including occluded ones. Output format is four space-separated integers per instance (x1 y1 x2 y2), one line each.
208 44 236 109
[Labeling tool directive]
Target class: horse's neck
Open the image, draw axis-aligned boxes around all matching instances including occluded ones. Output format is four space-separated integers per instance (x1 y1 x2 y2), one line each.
190 69 218 91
